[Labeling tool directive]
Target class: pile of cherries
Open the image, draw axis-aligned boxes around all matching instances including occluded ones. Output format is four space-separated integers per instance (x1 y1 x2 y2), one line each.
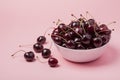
11 36 58 67
11 13 115 67
51 14 113 49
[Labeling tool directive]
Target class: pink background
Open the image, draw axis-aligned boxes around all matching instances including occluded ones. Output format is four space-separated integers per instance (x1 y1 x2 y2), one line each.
0 0 120 80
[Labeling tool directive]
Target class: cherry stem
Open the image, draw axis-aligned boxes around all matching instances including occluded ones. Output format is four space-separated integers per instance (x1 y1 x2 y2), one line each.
86 11 94 19
71 13 87 34
19 44 33 47
107 21 116 26
11 50 26 57
44 27 55 37
66 25 83 38
36 56 48 63
52 34 68 43
71 14 78 20
93 24 99 37
53 19 61 26
79 19 86 34
85 11 88 20
80 14 87 21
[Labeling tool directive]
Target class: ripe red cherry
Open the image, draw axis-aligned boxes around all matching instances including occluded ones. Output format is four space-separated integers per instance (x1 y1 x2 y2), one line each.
33 43 44 53
24 51 35 62
99 24 108 31
42 48 51 58
37 36 46 44
93 37 102 47
48 57 58 67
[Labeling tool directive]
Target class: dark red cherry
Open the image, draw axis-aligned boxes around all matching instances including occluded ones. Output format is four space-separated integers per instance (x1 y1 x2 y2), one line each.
76 43 85 49
42 48 51 58
24 51 35 62
58 23 67 31
48 57 58 67
101 35 111 45
82 33 92 45
74 27 83 35
51 36 62 45
99 29 112 35
33 43 44 53
69 21 80 28
87 24 99 35
66 40 76 49
99 24 108 31
61 43 67 48
88 19 95 25
93 37 102 47
54 28 60 33
74 37 81 43
52 28 61 36
37 36 46 44
64 32 71 40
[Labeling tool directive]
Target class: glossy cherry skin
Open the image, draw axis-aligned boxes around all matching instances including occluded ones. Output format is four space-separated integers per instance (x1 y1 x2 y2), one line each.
48 57 58 67
88 19 95 25
33 43 44 53
24 51 35 62
101 35 110 45
58 23 67 31
42 48 51 58
69 21 80 28
51 36 62 45
82 33 92 45
66 40 76 49
93 37 102 48
99 24 108 31
37 36 46 44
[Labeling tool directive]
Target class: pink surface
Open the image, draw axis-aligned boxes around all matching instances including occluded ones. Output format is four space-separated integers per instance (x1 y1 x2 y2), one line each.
0 0 120 80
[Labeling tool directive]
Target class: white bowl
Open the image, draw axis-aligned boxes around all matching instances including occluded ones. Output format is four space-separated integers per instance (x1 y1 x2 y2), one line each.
54 43 108 62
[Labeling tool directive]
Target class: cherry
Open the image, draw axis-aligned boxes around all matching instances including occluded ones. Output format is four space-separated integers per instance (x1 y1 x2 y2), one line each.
61 43 67 48
101 35 110 45
88 19 95 25
93 37 102 47
87 24 99 35
82 33 92 45
64 32 71 40
69 31 76 37
51 36 63 45
69 21 80 28
58 23 67 31
74 27 83 35
66 40 76 49
76 43 85 49
24 51 35 62
33 43 44 53
37 36 46 44
42 48 51 58
99 29 111 35
54 28 60 33
48 57 58 67
11 50 35 62
74 37 81 43
99 24 108 31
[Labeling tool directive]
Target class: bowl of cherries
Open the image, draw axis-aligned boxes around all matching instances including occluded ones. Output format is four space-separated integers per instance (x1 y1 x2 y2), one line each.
51 14 114 62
